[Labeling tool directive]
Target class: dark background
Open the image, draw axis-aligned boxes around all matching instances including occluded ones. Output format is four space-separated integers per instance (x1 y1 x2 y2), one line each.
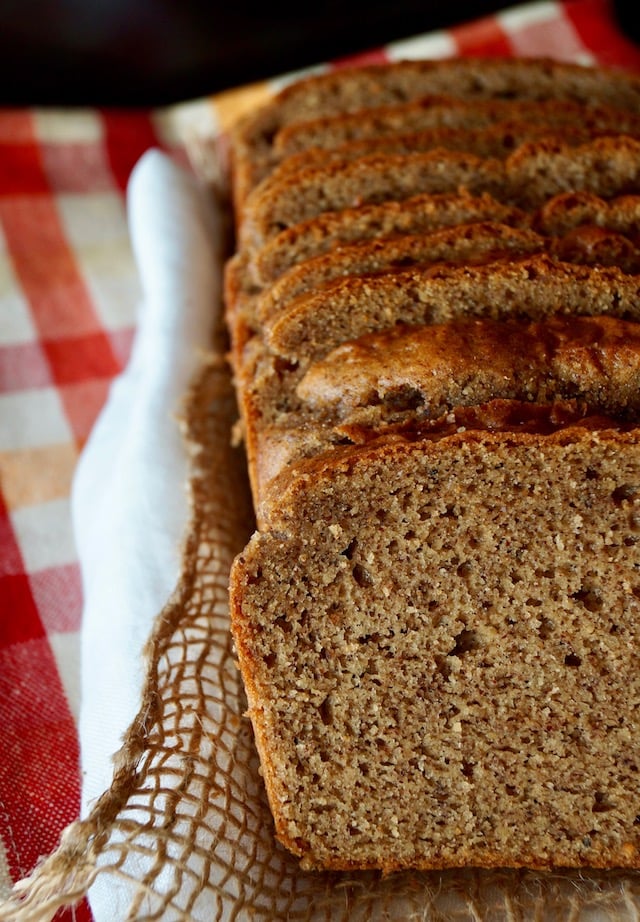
0 0 638 107
0 0 506 105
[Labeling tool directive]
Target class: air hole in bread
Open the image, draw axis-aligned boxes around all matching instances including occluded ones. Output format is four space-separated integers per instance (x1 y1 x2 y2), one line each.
612 483 639 505
274 614 292 634
572 587 603 612
457 561 473 580
448 628 482 657
341 538 357 559
382 386 424 411
538 616 555 638
352 563 374 587
593 792 616 813
318 696 333 726
435 655 452 679
536 567 556 579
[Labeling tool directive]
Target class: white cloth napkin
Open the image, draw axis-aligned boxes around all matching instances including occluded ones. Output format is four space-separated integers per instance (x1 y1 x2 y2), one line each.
71 149 221 919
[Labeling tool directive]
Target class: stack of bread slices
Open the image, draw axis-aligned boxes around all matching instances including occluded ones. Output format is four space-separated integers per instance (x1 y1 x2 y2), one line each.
224 57 640 872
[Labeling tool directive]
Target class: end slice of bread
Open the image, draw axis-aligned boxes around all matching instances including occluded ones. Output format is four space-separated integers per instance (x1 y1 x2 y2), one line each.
230 423 640 871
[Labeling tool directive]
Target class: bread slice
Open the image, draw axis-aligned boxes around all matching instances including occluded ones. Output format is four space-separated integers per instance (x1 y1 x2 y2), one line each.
224 197 530 328
274 95 640 159
241 137 640 248
255 223 640 326
254 222 548 326
226 221 551 392
265 255 640 363
227 222 640 404
242 315 640 511
271 123 640 183
230 57 640 207
230 419 640 870
252 190 640 285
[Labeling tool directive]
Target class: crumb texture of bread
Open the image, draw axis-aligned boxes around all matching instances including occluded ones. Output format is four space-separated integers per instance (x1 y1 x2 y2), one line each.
223 56 640 873
230 430 640 871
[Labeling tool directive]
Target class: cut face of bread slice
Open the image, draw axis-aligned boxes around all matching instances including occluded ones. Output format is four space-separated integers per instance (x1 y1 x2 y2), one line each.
271 123 640 183
241 149 505 247
254 222 550 327
252 191 640 286
266 255 640 363
241 137 640 248
255 223 640 327
274 96 640 159
251 191 530 286
227 209 640 386
230 57 640 206
230 422 640 871
227 222 551 381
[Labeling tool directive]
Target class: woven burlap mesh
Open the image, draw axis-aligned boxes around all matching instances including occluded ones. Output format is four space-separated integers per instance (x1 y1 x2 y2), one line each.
0 332 639 920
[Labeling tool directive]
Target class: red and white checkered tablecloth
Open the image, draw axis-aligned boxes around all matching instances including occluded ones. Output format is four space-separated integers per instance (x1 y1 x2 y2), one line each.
1 1 640 919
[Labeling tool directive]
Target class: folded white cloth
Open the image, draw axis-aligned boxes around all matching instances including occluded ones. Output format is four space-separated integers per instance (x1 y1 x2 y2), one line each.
71 149 221 920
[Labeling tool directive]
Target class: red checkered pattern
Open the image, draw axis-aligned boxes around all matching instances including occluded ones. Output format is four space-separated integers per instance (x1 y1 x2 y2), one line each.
1 0 639 915
0 103 169 918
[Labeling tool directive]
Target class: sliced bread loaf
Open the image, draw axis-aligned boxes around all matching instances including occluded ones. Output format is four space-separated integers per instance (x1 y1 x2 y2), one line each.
223 56 640 875
230 421 640 870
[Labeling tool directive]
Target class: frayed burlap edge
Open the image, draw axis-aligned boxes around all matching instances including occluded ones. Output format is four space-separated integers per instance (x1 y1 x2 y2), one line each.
1 345 640 920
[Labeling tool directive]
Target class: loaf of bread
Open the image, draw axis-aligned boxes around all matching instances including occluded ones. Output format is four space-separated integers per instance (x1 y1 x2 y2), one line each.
225 57 640 872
